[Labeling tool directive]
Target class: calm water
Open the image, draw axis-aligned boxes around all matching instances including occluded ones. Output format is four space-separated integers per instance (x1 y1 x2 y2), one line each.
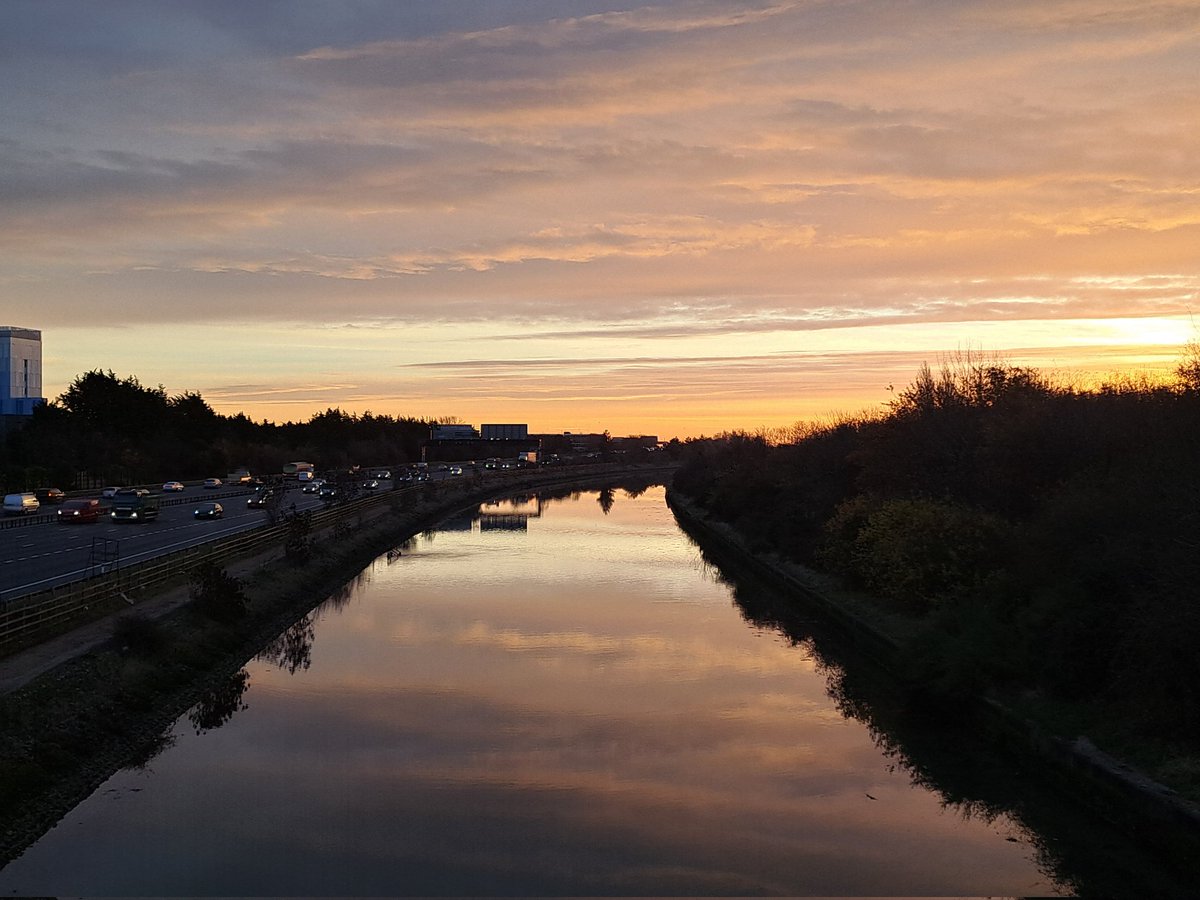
0 485 1076 895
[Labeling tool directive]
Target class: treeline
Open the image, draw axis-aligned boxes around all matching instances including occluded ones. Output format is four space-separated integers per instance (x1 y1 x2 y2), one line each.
1 370 432 490
673 347 1200 757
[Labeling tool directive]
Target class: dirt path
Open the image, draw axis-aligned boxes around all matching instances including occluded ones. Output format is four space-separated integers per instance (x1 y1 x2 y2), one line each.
0 545 284 697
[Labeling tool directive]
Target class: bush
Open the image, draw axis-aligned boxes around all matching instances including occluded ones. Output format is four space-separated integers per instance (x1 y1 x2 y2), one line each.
821 496 1012 615
1109 583 1200 742
189 561 248 623
284 511 312 562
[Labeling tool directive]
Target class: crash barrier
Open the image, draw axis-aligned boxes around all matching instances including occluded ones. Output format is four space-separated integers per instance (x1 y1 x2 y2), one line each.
0 464 676 655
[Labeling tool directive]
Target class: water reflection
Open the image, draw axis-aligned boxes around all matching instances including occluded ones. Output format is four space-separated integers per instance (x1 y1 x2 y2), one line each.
3 482 1182 895
176 572 370 742
682 516 1194 896
187 669 250 735
257 615 316 675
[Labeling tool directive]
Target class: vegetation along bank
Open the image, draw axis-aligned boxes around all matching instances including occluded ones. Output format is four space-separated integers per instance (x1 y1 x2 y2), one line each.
668 346 1200 862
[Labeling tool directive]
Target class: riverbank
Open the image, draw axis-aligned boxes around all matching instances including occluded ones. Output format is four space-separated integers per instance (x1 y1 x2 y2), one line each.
0 465 675 866
665 488 1200 879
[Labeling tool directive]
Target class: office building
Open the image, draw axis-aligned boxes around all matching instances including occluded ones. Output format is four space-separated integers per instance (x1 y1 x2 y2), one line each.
0 326 44 423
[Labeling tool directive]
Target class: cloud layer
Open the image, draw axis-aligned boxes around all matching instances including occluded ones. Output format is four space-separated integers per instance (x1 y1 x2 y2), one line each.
3 1 1198 433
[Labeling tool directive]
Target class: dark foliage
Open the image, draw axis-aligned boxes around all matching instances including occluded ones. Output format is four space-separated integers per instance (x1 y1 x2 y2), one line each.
284 510 313 562
673 348 1200 745
189 561 248 624
1 370 432 492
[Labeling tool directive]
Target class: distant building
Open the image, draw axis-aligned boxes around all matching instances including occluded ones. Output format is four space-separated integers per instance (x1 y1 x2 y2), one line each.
423 421 538 463
611 435 660 452
563 432 608 452
481 423 528 441
431 423 479 441
0 326 44 427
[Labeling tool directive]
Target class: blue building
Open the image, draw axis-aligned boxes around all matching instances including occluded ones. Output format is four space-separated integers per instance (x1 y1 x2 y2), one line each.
0 326 45 423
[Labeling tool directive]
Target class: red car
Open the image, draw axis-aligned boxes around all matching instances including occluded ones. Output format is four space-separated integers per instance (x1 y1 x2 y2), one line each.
58 498 102 523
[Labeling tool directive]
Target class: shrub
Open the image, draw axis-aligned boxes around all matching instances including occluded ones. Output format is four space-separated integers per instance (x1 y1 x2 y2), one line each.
284 510 312 562
189 561 248 623
821 496 1012 615
1108 582 1200 742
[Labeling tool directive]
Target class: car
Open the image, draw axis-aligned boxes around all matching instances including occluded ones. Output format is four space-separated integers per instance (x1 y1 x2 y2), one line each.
318 485 339 501
57 498 101 523
193 501 223 520
362 479 380 490
247 490 273 509
101 486 122 499
203 478 222 489
35 487 65 504
449 466 463 476
302 478 326 494
162 481 186 492
370 469 391 480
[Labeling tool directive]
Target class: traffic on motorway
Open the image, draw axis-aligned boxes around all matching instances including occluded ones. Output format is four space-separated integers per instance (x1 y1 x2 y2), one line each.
0 472 403 601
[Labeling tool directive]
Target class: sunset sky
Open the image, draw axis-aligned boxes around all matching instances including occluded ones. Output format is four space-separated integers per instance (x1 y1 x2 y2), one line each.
3 1 1198 438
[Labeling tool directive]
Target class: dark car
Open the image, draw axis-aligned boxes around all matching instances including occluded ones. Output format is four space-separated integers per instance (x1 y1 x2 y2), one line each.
247 490 273 509
36 487 66 504
193 501 223 520
318 485 339 501
57 498 101 523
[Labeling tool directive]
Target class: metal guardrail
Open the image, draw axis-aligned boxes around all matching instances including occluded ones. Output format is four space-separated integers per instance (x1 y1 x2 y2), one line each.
0 464 676 655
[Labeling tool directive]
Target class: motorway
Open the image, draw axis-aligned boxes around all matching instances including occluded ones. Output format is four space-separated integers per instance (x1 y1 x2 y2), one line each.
0 480 356 601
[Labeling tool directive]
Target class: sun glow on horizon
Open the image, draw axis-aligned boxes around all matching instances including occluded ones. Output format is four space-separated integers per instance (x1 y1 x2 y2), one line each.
38 313 1196 440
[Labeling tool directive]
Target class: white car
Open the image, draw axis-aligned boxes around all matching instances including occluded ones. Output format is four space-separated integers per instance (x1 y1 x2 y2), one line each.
162 481 185 492
203 478 222 489
449 466 463 476
101 486 122 499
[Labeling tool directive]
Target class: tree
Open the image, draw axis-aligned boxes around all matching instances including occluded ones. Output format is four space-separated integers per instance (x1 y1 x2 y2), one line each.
58 370 169 432
1176 339 1200 392
189 561 248 623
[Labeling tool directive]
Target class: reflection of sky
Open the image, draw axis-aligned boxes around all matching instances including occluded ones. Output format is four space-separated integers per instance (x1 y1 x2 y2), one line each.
0 487 1063 896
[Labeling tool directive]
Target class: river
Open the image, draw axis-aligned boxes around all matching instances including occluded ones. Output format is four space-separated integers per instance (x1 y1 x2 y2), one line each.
0 482 1179 894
